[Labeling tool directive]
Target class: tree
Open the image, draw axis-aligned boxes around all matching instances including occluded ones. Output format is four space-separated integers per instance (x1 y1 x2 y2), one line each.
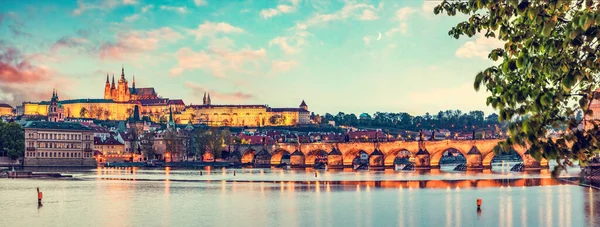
164 128 183 161
194 128 230 161
435 0 600 174
79 107 88 118
0 122 24 160
140 132 156 160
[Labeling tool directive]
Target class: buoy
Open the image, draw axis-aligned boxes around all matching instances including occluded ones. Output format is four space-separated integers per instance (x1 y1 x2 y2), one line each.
477 198 482 208
200 171 203 176
37 187 43 206
233 171 236 176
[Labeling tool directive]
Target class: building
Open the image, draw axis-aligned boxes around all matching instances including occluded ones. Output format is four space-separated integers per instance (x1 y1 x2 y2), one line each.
94 135 127 163
176 99 310 126
23 121 96 167
19 66 311 126
47 89 65 122
104 67 159 102
0 103 14 116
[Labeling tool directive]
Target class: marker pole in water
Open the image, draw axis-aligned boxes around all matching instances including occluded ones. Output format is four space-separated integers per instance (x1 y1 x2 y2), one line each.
200 171 203 176
37 187 43 207
477 198 482 208
233 170 236 176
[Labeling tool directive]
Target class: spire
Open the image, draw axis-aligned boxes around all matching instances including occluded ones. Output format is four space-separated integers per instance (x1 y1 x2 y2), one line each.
111 75 115 89
168 107 175 128
132 75 136 89
203 92 207 105
106 74 109 84
207 93 211 105
121 65 125 80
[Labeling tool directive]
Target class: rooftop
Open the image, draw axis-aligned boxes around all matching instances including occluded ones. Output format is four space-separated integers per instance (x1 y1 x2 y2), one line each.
24 121 92 131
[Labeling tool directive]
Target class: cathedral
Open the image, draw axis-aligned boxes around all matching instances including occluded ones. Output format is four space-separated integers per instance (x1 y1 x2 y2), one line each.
104 67 158 102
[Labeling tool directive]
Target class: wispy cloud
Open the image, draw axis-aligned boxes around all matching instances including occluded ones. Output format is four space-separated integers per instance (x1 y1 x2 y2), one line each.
194 0 208 7
185 81 254 102
455 33 504 59
271 60 298 73
385 7 416 37
99 27 183 59
358 9 378 21
159 5 188 14
188 21 245 40
171 47 266 77
72 0 133 16
260 0 299 19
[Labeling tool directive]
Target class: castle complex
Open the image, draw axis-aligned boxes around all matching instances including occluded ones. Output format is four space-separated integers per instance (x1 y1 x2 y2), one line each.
19 67 311 126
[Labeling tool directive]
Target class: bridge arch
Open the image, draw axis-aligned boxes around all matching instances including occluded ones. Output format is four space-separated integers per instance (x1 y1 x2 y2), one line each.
241 148 256 164
270 148 291 165
306 150 328 166
384 149 413 167
343 149 370 166
429 147 468 168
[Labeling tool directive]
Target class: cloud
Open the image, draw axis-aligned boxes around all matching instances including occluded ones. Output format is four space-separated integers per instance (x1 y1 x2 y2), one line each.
159 5 188 14
194 0 208 6
51 37 91 52
260 0 299 19
293 2 377 31
141 4 154 13
185 82 254 101
170 47 266 77
188 21 245 40
0 46 62 105
455 33 504 59
358 9 378 20
271 60 298 73
422 1 441 15
124 14 140 22
269 36 304 55
72 0 130 16
385 7 416 37
99 27 183 59
363 36 371 46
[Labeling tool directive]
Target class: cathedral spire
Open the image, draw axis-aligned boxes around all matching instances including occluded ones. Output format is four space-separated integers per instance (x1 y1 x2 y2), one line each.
132 75 135 89
207 93 211 105
111 75 116 89
203 92 207 105
121 65 125 80
106 74 109 84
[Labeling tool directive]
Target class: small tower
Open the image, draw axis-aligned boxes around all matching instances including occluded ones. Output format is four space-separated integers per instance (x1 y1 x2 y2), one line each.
207 93 211 105
203 92 207 105
48 89 64 122
132 75 136 90
168 107 175 128
104 74 111 99
300 100 308 111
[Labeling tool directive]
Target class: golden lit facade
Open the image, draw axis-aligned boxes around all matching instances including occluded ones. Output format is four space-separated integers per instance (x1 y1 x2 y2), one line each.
104 67 158 102
0 104 14 116
175 100 311 126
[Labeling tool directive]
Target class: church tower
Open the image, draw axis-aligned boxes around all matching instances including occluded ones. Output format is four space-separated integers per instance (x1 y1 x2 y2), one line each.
203 92 207 105
48 89 64 122
207 93 211 105
104 74 111 99
300 100 308 111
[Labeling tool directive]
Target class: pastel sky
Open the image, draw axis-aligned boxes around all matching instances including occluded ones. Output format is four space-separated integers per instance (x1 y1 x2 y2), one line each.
0 0 504 116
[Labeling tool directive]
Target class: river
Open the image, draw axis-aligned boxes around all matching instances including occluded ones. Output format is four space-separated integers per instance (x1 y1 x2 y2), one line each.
1 163 598 227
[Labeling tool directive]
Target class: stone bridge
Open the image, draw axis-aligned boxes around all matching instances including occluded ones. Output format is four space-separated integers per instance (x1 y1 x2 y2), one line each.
230 139 549 170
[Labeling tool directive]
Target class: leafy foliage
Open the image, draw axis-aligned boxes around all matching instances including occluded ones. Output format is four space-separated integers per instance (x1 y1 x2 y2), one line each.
194 128 232 160
435 0 600 173
0 122 24 160
319 110 501 132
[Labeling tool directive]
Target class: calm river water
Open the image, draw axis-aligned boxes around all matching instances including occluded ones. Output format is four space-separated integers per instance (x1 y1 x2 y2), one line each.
1 163 599 227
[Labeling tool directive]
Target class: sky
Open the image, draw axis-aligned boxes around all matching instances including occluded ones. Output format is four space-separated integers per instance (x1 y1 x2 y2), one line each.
0 0 504 116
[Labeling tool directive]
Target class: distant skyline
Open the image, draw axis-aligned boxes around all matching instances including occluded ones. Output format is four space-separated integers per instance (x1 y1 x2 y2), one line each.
0 0 503 116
